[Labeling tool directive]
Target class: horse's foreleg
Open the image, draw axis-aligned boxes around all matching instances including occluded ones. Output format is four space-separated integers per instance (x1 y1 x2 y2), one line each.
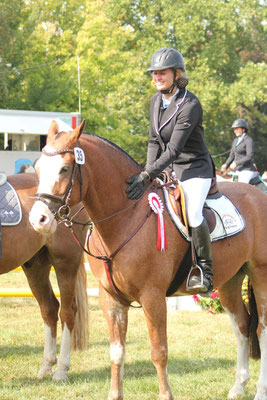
52 265 79 382
218 272 250 399
99 284 128 400
38 323 58 378
52 322 72 382
142 292 173 400
22 261 59 378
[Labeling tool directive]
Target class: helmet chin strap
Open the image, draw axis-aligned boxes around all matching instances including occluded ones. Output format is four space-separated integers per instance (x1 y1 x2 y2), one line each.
160 84 176 95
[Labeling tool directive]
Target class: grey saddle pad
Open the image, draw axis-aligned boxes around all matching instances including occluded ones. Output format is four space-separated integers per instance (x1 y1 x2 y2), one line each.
0 182 22 226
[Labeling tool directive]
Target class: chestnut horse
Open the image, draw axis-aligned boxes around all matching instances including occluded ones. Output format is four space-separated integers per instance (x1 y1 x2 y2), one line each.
29 121 267 400
1 172 89 381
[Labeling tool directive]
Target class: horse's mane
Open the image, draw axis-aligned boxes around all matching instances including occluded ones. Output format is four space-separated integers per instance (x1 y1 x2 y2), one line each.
82 132 142 168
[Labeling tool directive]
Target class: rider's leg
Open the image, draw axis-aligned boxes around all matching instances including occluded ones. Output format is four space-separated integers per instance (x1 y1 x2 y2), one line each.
188 218 213 292
238 170 258 183
179 177 213 293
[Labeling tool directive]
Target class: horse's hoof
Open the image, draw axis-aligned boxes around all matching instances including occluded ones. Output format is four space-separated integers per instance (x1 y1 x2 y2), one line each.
158 392 174 400
52 370 70 382
37 366 53 379
253 390 267 400
108 391 123 400
228 385 244 399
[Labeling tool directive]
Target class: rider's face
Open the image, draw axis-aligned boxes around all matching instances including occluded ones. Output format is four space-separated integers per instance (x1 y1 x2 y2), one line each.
152 69 176 95
234 127 244 137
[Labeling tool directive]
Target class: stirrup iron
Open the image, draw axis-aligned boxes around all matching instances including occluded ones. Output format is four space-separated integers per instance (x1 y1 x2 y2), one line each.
186 264 205 291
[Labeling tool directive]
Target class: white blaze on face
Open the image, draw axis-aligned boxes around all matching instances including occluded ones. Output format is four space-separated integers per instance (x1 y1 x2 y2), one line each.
29 199 57 233
29 145 64 234
37 145 65 194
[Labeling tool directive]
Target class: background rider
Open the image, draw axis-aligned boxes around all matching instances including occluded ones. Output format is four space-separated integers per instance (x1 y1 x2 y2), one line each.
221 119 258 183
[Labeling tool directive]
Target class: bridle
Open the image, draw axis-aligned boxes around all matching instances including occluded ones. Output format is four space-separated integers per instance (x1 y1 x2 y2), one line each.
33 145 83 222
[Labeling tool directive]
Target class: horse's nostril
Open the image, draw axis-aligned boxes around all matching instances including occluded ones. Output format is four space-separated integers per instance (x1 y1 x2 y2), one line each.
40 215 46 224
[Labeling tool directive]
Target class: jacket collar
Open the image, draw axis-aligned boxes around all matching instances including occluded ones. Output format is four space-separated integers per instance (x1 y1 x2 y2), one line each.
153 89 187 134
235 133 247 146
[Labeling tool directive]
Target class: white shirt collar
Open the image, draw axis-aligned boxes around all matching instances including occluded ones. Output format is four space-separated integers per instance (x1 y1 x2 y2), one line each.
162 89 179 109
236 133 246 145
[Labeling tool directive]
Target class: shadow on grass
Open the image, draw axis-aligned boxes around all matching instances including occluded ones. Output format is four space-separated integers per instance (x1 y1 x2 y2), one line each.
18 357 235 383
1 356 253 400
0 347 236 381
0 344 44 358
65 357 236 390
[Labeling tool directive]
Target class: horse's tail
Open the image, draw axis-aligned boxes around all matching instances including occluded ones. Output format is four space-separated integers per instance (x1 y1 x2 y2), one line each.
248 280 260 359
71 256 89 350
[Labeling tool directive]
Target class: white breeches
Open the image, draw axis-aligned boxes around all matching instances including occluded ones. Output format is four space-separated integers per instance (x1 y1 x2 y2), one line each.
178 178 212 228
236 170 258 183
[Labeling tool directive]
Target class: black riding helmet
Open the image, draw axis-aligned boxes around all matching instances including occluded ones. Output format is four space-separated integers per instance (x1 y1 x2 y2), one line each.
147 48 185 72
231 119 248 132
147 48 187 94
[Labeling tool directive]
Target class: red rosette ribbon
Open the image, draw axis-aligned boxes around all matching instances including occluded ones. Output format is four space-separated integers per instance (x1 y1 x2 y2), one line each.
148 192 168 251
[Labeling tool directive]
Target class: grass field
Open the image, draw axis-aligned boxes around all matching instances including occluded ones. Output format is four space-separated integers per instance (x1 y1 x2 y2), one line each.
0 268 260 400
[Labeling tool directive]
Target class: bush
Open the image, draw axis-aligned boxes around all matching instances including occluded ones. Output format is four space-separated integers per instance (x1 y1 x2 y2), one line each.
193 276 249 314
193 290 224 314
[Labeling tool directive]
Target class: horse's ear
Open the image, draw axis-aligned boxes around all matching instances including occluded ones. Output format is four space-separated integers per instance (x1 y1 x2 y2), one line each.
47 120 59 142
70 119 86 142
77 119 86 138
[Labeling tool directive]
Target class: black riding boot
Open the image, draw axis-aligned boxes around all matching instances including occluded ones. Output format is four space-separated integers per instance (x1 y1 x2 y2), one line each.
188 219 213 294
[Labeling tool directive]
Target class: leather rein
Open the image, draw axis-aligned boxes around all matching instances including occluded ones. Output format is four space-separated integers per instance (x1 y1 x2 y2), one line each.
33 144 155 308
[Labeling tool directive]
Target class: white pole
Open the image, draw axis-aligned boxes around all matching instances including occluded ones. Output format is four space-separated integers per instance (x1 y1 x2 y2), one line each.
77 55 81 116
4 133 8 149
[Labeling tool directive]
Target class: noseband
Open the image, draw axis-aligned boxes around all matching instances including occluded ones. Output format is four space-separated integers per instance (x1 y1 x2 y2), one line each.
34 145 83 221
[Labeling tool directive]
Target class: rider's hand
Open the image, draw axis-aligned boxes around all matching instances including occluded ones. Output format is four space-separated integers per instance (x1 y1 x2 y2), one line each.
125 171 151 200
221 164 227 172
230 162 236 170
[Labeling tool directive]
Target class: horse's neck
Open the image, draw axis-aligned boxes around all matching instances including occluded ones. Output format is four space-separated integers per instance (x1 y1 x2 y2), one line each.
82 137 140 241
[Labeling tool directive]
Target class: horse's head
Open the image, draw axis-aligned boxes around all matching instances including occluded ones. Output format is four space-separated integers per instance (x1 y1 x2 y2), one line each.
29 119 86 234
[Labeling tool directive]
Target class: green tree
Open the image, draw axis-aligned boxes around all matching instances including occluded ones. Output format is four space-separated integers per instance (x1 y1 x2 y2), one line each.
104 0 267 169
0 0 85 111
1 0 266 170
76 0 150 163
0 0 37 108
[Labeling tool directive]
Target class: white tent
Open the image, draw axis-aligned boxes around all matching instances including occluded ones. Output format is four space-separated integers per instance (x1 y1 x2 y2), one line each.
0 109 80 175
0 109 79 135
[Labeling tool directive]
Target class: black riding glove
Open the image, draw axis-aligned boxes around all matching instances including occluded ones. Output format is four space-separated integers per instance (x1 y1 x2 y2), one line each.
125 171 151 200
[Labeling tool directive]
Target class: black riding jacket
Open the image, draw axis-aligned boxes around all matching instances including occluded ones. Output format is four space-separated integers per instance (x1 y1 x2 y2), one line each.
145 88 214 181
225 134 256 172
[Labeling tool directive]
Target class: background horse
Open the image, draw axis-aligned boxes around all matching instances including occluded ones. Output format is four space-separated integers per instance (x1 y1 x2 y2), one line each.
29 121 267 400
0 172 89 381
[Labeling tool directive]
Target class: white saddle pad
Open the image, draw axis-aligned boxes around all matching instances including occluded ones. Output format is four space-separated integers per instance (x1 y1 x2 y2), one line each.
162 186 246 242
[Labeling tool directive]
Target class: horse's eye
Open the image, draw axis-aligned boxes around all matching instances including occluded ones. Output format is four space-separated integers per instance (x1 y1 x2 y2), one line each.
60 166 70 174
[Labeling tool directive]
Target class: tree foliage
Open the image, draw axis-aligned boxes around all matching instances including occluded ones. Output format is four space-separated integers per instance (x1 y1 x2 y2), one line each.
0 0 266 169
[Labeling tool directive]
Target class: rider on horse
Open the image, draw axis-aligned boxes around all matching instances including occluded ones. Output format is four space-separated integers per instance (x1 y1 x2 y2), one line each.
125 47 215 294
221 118 258 184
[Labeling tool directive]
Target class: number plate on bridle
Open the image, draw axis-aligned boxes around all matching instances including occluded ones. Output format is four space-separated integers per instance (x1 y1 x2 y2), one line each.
74 147 85 164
